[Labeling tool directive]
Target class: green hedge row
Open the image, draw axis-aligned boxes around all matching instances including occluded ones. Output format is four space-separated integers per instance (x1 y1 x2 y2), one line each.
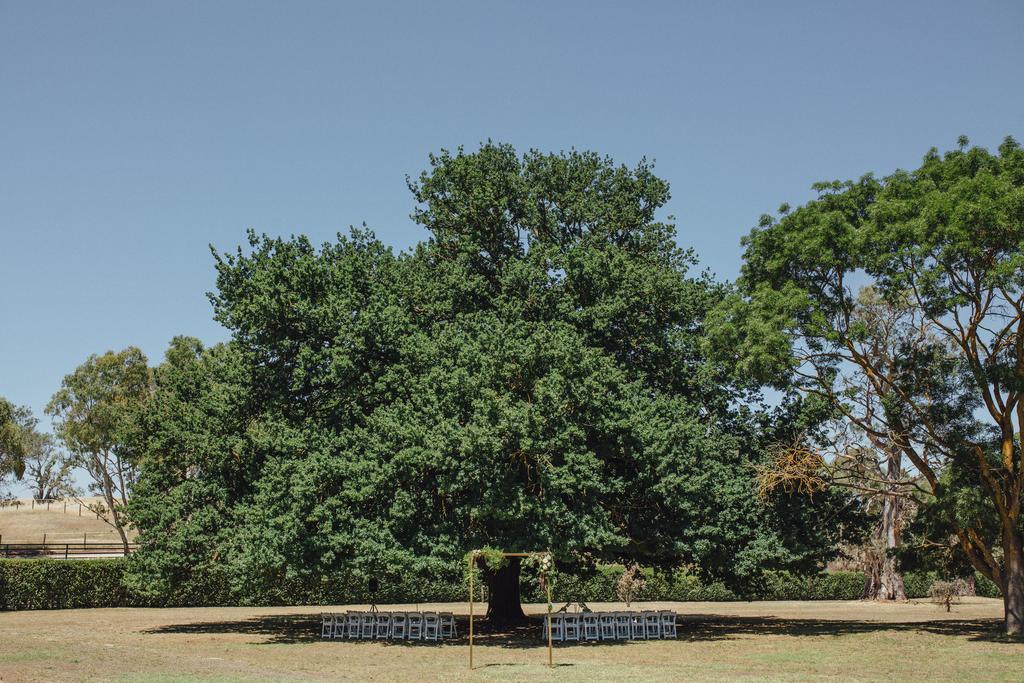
0 558 1000 611
0 560 144 610
523 566 998 603
0 560 473 610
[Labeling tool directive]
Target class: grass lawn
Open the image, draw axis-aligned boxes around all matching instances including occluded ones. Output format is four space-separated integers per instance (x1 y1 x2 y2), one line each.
0 598 1020 682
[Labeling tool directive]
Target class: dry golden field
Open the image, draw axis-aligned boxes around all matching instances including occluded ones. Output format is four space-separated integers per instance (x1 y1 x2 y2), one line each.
0 498 135 545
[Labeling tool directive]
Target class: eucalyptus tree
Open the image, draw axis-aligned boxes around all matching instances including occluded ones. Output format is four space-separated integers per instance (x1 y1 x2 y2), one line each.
23 431 76 501
714 136 1024 634
0 402 81 502
48 347 152 552
0 397 28 482
805 289 928 600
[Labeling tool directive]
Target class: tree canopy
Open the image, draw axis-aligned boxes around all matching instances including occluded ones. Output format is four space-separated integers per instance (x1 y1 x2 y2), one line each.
127 144 859 614
0 396 29 482
713 136 1024 634
48 347 152 551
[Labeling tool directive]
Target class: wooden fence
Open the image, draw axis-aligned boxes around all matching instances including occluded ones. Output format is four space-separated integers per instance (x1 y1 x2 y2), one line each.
0 543 138 559
0 498 107 518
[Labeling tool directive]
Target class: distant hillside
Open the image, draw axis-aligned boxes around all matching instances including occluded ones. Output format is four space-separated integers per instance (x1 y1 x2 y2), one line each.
0 498 138 544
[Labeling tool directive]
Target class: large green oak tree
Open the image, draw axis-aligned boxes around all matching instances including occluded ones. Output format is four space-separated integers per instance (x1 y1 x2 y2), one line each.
128 144 858 620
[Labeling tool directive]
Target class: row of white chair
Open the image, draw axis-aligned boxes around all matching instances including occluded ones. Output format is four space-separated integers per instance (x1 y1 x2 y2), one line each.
320 611 457 641
544 610 677 641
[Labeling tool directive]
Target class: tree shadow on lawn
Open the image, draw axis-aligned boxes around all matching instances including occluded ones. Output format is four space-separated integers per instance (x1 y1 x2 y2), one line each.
143 615 611 648
143 613 1014 646
678 615 1010 643
144 613 324 644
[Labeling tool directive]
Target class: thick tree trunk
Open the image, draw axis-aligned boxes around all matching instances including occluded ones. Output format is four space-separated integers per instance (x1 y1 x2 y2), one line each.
864 455 906 601
877 555 906 601
484 557 527 623
877 482 906 601
1003 530 1024 636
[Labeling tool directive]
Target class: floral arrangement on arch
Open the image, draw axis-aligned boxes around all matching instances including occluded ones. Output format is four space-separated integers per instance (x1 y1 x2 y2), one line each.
523 551 556 601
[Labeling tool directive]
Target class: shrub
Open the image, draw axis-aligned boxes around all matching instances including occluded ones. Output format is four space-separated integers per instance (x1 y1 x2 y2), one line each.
614 565 646 606
0 559 147 610
975 573 1000 598
779 571 865 600
0 558 1004 611
928 578 970 612
0 559 469 610
901 571 938 599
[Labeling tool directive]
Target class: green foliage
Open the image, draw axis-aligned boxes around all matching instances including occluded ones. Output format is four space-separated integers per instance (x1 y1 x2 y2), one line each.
975 573 1001 598
0 559 466 610
128 143 861 604
0 560 148 610
0 397 30 481
899 462 1001 582
716 136 1024 605
3 559 968 611
472 548 509 571
901 571 938 600
46 347 152 549
47 347 152 462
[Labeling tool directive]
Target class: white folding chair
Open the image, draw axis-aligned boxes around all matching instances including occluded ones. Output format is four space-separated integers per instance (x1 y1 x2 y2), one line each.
360 612 375 639
643 611 661 639
599 612 616 640
630 611 645 639
660 610 677 639
614 612 631 640
547 613 565 642
374 612 392 639
391 612 408 640
423 612 440 641
346 612 362 639
581 612 600 641
563 613 580 641
407 612 423 640
321 613 334 639
439 612 456 639
332 613 348 639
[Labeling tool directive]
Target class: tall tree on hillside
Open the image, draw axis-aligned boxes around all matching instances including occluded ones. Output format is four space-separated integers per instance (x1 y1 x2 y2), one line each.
48 347 152 552
711 136 1024 634
0 403 76 501
23 431 76 501
0 397 28 482
128 145 860 619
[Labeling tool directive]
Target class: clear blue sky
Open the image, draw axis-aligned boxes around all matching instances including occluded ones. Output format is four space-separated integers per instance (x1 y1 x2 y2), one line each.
1 0 1022 451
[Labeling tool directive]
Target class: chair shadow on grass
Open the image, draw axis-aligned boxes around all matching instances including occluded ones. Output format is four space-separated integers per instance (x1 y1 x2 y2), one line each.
143 613 1012 646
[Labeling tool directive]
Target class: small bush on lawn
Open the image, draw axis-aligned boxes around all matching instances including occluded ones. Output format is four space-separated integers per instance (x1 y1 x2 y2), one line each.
929 578 971 612
614 565 646 606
